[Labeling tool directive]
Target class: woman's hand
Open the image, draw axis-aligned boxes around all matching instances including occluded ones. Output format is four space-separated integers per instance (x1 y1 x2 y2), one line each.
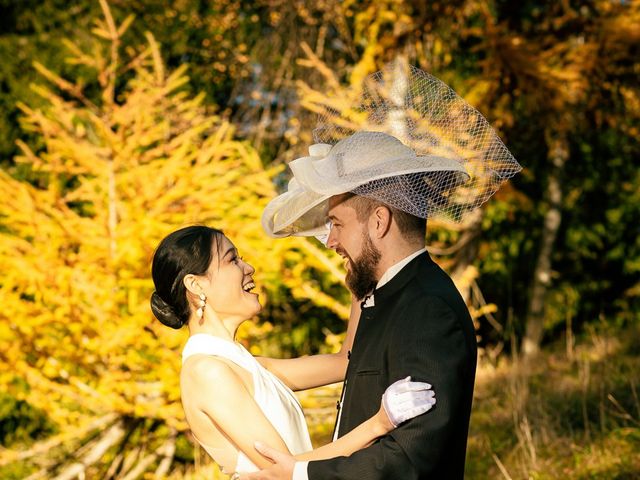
376 376 435 433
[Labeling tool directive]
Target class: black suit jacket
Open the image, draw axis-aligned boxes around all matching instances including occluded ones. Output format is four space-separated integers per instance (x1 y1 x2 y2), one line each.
308 252 477 479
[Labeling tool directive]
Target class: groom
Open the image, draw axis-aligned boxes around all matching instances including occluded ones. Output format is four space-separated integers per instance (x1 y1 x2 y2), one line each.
246 131 479 479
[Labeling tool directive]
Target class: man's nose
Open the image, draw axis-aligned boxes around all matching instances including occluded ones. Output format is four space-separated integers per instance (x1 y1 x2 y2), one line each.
326 226 338 250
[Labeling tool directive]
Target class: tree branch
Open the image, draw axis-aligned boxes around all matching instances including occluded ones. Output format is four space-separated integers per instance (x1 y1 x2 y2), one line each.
51 418 126 480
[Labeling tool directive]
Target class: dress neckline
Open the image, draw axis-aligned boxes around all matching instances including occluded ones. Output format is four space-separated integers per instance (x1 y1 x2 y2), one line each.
188 332 241 346
182 333 249 364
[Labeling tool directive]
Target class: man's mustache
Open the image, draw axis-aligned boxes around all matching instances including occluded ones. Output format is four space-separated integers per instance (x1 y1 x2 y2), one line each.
336 248 351 261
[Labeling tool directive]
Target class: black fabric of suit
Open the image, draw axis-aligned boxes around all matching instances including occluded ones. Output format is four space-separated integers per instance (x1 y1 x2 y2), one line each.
308 252 477 479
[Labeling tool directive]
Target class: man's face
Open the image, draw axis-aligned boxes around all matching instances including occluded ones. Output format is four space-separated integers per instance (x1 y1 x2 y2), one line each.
326 195 381 299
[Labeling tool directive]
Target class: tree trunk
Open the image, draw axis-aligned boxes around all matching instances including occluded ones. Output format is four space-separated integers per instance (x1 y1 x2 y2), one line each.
522 129 568 357
388 54 410 141
450 208 484 304
108 160 117 261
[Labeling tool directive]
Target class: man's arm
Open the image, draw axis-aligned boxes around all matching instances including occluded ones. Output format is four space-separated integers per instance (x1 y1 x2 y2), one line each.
256 297 361 390
308 296 473 479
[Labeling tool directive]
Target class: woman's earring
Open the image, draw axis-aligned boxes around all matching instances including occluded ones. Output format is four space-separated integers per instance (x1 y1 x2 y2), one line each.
196 292 207 318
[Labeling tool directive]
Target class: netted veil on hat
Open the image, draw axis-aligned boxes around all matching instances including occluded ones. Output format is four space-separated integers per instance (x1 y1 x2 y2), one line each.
262 63 522 238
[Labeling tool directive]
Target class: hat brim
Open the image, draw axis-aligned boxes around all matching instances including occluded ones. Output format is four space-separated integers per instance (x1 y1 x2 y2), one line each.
262 188 332 238
262 154 469 238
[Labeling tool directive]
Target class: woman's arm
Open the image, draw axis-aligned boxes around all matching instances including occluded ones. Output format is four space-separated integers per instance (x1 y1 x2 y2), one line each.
296 403 391 461
183 352 382 468
257 297 362 390
186 358 434 469
295 377 435 462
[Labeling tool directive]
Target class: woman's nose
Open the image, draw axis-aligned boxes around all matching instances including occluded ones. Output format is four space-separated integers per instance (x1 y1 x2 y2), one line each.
245 262 255 275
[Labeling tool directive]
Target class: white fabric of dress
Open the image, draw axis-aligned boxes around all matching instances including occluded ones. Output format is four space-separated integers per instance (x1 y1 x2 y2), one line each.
182 333 313 473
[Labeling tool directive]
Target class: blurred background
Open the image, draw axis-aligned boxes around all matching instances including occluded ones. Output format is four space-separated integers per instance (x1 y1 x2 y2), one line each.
0 0 638 478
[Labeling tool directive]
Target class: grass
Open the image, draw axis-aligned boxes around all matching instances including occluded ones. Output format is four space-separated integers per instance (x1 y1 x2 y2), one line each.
298 322 640 479
466 323 640 479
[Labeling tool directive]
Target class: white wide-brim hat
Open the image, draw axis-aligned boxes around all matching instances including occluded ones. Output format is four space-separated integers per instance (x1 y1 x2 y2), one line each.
264 64 523 239
262 131 468 238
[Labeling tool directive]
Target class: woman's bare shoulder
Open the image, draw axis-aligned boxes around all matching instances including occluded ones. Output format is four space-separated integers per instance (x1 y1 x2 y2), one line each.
181 355 239 387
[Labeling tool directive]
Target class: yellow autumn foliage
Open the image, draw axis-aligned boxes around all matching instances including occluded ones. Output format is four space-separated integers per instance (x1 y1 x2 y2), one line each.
0 6 347 466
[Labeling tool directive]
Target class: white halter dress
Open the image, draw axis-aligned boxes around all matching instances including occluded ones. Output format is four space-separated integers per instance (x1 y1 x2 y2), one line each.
182 333 312 473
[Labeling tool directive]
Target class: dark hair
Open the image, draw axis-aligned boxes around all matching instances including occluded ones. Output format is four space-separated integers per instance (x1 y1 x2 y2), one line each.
346 194 427 241
150 226 224 329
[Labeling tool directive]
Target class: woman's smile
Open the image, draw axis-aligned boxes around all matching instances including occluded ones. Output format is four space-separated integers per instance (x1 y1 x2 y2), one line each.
242 280 257 294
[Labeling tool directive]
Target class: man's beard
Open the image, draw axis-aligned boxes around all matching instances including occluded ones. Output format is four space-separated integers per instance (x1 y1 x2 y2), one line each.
345 233 381 300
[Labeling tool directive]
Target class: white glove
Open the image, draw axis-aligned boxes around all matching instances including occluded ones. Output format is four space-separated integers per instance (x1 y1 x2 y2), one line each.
382 376 436 427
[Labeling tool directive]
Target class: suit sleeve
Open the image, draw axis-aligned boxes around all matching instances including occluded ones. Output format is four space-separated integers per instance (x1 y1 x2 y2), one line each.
307 296 471 479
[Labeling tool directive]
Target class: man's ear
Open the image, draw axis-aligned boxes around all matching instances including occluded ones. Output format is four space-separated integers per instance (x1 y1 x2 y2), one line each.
370 205 392 238
183 274 202 296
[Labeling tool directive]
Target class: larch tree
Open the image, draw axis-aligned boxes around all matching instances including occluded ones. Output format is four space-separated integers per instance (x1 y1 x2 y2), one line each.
0 1 345 478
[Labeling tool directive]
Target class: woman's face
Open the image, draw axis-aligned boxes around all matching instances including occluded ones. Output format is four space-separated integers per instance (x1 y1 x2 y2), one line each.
200 235 262 321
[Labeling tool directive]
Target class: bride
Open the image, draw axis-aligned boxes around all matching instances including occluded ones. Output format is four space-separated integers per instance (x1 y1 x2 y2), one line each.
150 225 435 476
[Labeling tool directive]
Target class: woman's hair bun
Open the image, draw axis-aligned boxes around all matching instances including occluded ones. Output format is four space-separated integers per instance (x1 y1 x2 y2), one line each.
150 291 185 329
151 226 223 330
